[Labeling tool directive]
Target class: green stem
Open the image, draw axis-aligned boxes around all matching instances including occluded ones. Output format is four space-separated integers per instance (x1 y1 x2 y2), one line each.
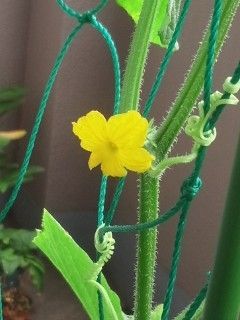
134 174 159 320
203 137 240 320
149 143 198 178
119 0 166 112
119 1 166 318
154 0 240 159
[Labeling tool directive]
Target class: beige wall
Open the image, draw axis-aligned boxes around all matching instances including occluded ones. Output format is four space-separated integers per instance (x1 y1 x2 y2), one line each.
1 0 240 312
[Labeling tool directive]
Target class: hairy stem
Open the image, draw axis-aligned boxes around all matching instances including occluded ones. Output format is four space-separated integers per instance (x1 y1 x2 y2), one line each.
119 0 167 112
119 1 167 319
155 0 240 160
134 175 159 320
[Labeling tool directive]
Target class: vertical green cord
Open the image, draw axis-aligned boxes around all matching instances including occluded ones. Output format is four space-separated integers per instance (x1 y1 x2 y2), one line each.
183 280 208 320
161 148 205 320
97 177 108 320
92 13 122 318
161 0 223 317
203 139 240 319
90 16 121 115
134 175 159 320
105 177 126 225
143 0 192 117
203 0 222 114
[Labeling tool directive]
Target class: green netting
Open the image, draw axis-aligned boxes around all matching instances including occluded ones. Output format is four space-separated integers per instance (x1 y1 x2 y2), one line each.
0 0 239 319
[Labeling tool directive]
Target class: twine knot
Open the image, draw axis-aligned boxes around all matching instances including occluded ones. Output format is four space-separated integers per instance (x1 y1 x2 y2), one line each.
180 176 202 201
56 0 107 22
79 12 95 24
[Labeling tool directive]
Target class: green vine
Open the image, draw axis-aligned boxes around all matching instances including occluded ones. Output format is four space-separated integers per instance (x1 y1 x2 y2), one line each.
134 175 159 320
119 1 167 319
119 0 168 112
154 0 240 160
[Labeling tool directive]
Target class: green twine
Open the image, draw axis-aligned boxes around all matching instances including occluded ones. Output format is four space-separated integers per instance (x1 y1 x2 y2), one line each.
161 0 223 317
102 191 192 235
56 0 108 20
98 176 108 228
90 9 121 320
183 273 210 320
161 148 206 320
97 176 108 320
203 0 223 114
163 202 192 319
143 0 193 117
0 22 84 223
105 177 126 225
209 61 240 128
103 198 182 234
90 16 121 114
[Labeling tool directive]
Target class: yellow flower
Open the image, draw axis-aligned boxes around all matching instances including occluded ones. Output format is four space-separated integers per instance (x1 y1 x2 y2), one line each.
72 110 155 177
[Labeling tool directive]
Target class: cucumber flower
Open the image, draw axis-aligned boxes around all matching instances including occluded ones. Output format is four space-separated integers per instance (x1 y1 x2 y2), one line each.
72 110 155 177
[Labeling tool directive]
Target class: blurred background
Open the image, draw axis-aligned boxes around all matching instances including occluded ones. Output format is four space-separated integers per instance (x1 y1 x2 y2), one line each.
0 0 240 319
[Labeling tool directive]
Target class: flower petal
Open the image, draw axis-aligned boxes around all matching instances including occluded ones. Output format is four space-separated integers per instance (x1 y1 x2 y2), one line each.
88 152 102 170
107 111 148 148
72 111 107 151
119 147 155 173
101 156 127 177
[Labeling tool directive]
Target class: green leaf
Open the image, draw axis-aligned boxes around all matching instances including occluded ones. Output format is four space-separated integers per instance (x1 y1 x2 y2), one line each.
0 248 23 275
27 263 44 291
34 209 124 320
0 165 43 193
25 254 45 290
0 87 25 116
0 87 25 102
0 101 22 115
151 304 163 320
0 226 37 250
0 138 10 149
158 0 182 49
26 254 44 273
115 0 169 47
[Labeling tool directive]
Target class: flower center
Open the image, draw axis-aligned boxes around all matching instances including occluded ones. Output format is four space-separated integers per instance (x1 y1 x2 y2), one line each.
107 140 118 152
